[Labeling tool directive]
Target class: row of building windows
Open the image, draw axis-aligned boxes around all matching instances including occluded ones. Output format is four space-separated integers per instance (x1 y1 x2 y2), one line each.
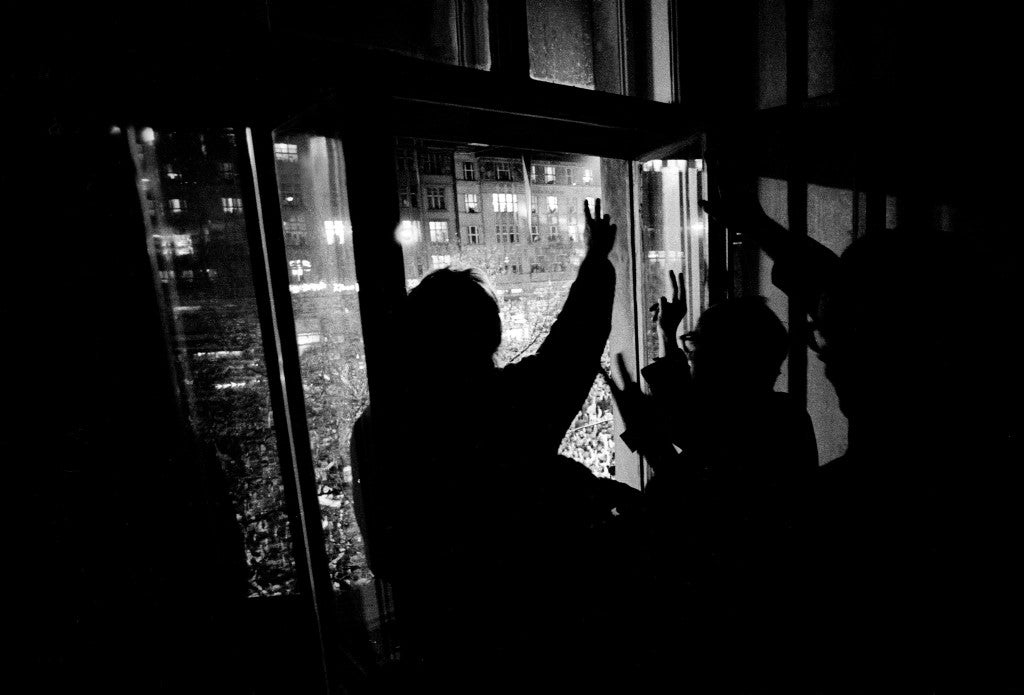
400 220 580 246
167 197 243 214
401 187 596 215
396 149 593 185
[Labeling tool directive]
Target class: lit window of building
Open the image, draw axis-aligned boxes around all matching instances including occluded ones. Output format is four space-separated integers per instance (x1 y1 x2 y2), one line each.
399 186 418 208
165 165 180 181
426 186 446 210
168 198 184 214
462 161 476 180
547 195 558 213
288 259 311 279
492 193 518 212
567 225 578 241
430 254 451 269
221 197 243 214
274 143 298 162
465 225 480 244
219 161 235 180
544 165 556 183
530 165 539 183
495 162 511 180
496 225 519 244
530 225 540 242
564 167 574 184
582 168 593 183
464 193 479 213
324 220 345 245
548 225 559 241
429 220 449 243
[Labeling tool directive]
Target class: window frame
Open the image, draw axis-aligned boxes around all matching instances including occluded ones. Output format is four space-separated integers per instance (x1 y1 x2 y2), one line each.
120 11 710 691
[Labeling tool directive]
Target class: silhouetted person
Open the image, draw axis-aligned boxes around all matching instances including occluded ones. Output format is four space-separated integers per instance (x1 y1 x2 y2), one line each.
611 271 816 688
702 187 1021 685
353 200 644 692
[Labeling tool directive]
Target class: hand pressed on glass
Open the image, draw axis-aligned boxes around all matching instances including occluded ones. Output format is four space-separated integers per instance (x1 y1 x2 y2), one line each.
583 197 616 259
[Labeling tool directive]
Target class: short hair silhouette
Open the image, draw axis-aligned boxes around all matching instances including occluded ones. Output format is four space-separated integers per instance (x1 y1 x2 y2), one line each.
693 296 788 389
406 267 502 366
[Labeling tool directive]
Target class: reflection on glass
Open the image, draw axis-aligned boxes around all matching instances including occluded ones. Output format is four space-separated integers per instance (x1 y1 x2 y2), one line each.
639 159 711 366
132 127 297 596
527 0 595 89
270 134 373 599
394 139 616 477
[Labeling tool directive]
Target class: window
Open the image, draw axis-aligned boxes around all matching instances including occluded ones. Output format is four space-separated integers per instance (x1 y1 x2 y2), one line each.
582 168 593 183
464 193 479 213
288 259 312 279
530 225 541 242
431 254 452 269
422 151 450 175
530 165 539 183
397 220 421 244
219 161 235 180
426 186 446 210
639 158 711 375
567 224 578 241
283 214 307 235
495 162 511 180
274 142 298 162
492 193 518 212
496 224 519 244
530 261 546 273
465 225 480 244
548 224 559 241
564 167 574 185
138 127 299 598
544 165 556 183
324 220 345 245
429 220 450 243
547 195 558 213
396 148 415 175
462 161 476 180
399 186 418 208
221 197 243 214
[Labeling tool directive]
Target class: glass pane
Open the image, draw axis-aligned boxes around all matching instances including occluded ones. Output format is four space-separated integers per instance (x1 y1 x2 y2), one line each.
131 127 297 596
395 139 616 477
638 159 711 368
270 133 379 631
345 0 490 70
527 0 595 89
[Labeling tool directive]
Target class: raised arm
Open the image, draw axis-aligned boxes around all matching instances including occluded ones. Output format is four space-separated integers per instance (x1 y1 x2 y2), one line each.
518 198 617 369
503 198 617 452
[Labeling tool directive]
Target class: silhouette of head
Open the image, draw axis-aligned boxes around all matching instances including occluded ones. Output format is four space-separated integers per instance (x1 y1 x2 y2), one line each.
815 228 958 427
689 297 788 393
405 267 502 374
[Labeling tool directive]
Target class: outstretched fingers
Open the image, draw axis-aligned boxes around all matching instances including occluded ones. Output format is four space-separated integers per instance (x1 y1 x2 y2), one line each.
669 269 679 302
